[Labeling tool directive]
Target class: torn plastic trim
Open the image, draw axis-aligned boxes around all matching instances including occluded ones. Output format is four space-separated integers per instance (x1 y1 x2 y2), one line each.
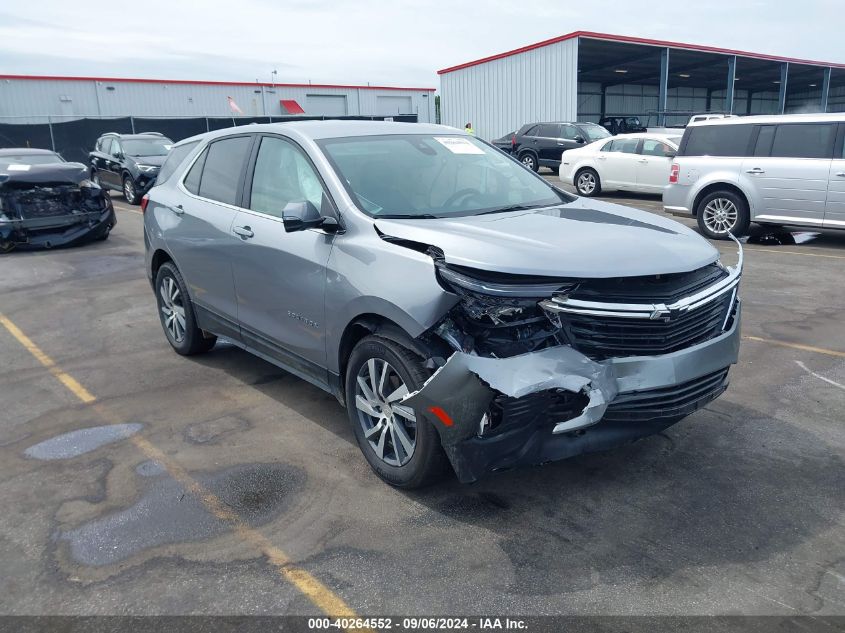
402 345 618 440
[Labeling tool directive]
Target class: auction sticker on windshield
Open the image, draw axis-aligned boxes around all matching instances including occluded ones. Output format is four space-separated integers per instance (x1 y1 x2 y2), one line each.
434 137 484 154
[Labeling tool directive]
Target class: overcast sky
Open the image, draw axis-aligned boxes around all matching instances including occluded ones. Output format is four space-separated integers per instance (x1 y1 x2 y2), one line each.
0 1 841 88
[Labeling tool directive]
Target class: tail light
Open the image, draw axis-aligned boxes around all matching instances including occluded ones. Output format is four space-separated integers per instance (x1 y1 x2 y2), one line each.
511 134 516 147
140 194 150 213
669 163 680 184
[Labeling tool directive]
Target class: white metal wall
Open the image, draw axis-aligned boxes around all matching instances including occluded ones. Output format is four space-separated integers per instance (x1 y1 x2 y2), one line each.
0 78 435 123
440 38 579 140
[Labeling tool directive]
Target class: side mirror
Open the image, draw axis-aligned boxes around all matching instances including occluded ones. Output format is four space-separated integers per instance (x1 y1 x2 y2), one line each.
574 135 585 144
282 200 327 233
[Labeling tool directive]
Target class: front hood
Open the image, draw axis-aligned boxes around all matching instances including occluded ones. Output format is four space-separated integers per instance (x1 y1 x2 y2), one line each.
0 162 88 188
129 155 166 168
374 197 719 278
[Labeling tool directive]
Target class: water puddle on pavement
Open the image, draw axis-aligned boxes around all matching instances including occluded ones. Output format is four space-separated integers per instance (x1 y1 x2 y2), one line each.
24 423 142 460
59 463 304 566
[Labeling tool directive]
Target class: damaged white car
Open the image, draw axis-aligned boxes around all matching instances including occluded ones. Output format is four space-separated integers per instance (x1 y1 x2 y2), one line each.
143 121 742 487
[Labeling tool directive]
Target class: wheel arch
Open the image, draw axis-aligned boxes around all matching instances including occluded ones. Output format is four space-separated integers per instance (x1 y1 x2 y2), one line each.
337 314 433 401
692 182 750 217
150 248 174 281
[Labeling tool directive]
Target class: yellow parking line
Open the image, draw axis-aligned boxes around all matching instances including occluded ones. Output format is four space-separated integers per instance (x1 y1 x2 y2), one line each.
742 248 845 261
0 312 363 624
0 314 96 403
743 335 845 358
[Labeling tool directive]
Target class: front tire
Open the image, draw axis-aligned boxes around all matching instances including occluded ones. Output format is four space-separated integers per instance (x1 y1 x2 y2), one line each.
345 335 449 488
519 151 538 172
575 168 601 197
154 262 216 355
123 175 139 205
696 190 750 240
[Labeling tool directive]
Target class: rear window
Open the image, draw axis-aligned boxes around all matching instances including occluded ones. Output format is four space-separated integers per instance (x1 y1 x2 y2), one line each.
157 141 200 185
197 136 252 205
683 124 754 157
769 123 835 159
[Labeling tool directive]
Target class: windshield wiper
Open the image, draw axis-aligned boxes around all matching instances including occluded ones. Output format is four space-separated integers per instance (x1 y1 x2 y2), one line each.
377 213 440 219
474 203 548 216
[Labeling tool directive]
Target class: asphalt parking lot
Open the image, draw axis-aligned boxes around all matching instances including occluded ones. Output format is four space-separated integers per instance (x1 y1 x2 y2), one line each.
1 189 844 618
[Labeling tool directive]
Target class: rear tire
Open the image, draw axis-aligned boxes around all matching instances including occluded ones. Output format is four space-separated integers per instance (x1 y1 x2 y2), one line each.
519 151 538 172
154 262 216 355
345 335 449 488
575 168 601 197
696 190 750 240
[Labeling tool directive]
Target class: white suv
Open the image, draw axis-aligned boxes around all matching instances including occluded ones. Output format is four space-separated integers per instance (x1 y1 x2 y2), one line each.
663 113 845 239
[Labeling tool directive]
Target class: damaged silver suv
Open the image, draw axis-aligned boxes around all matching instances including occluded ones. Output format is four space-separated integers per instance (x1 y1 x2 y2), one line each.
143 121 742 487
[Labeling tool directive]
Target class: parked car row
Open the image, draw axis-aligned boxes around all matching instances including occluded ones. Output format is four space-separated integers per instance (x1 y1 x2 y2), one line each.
492 121 612 172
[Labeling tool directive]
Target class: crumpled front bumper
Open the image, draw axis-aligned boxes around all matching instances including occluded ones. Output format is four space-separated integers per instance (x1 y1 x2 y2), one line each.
0 203 116 249
404 304 741 483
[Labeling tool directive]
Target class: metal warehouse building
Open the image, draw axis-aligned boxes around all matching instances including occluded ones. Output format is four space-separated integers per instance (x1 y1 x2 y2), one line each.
0 75 436 124
439 31 845 139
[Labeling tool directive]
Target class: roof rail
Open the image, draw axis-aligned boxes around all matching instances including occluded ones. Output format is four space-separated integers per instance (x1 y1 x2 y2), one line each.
142 131 165 136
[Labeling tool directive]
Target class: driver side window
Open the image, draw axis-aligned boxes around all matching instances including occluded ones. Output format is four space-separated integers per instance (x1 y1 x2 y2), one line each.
249 136 326 218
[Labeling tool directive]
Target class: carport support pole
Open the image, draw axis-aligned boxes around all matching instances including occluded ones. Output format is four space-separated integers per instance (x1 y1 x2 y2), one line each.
47 115 55 152
725 56 736 114
658 48 669 127
821 67 831 113
778 63 789 114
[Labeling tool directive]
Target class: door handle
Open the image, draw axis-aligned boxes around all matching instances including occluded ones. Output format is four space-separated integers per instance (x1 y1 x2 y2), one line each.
745 168 765 174
836 172 845 178
168 204 184 215
638 158 648 163
233 225 254 239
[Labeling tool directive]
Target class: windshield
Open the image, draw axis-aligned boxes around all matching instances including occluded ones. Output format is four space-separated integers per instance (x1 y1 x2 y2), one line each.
0 153 63 169
579 125 611 141
317 134 567 218
122 138 173 157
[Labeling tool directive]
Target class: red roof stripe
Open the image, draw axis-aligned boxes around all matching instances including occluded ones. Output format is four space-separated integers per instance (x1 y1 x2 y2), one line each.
0 74 435 92
437 30 845 74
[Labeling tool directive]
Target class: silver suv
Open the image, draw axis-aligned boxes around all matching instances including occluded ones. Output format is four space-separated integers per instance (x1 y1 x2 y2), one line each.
143 121 742 487
663 113 845 239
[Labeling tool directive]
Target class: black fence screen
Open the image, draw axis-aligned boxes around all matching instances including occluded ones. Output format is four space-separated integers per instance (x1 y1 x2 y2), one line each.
0 114 419 163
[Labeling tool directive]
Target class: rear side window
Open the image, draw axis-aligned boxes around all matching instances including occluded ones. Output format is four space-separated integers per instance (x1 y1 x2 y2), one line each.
604 138 639 154
683 124 754 157
183 149 207 195
641 140 674 157
523 125 540 137
197 136 252 205
537 123 560 138
769 123 835 159
157 141 199 185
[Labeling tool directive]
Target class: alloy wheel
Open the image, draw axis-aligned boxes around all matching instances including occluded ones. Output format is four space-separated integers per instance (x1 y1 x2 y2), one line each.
521 155 535 169
159 276 187 343
124 179 136 203
577 172 596 195
354 358 417 467
702 198 738 235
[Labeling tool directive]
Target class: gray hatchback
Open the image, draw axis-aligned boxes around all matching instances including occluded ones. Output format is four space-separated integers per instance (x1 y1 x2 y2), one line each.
143 121 742 487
